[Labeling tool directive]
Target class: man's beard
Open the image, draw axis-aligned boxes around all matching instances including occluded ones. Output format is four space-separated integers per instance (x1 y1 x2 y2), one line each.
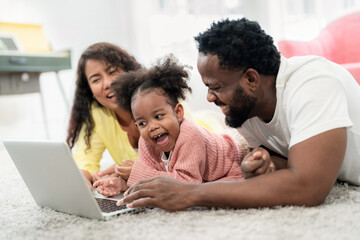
224 86 256 128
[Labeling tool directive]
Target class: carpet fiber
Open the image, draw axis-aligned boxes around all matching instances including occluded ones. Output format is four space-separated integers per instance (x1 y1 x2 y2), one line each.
1 144 360 240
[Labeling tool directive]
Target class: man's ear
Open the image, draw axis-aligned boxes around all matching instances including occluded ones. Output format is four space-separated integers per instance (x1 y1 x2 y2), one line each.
174 103 184 122
244 68 260 92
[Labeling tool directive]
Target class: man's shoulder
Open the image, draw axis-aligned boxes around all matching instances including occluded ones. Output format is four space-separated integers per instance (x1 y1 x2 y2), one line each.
278 56 349 106
280 56 345 85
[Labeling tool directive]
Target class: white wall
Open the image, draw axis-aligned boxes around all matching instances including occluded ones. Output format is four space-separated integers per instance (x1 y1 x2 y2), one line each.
0 0 135 140
1 0 360 142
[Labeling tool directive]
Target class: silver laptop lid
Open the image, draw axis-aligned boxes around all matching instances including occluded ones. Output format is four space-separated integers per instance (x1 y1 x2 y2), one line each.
3 140 112 220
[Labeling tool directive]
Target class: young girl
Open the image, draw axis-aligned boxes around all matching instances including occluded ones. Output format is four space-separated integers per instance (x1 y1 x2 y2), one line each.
93 56 244 196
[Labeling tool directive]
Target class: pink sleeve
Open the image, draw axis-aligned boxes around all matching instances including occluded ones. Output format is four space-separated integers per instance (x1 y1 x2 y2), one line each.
214 160 244 181
128 160 204 187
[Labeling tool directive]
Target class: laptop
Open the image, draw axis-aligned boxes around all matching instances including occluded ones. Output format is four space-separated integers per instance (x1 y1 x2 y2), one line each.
3 139 146 220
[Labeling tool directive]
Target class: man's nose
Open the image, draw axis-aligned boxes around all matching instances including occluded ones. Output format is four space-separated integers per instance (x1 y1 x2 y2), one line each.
207 89 217 102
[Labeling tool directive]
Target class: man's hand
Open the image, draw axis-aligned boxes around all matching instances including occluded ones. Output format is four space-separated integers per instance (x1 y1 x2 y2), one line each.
115 160 134 180
117 176 197 210
241 147 275 178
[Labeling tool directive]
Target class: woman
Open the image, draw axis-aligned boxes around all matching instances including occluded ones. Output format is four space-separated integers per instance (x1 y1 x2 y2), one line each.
66 42 142 189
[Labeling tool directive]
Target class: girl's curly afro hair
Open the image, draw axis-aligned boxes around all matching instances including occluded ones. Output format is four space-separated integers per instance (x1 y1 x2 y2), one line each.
112 55 192 114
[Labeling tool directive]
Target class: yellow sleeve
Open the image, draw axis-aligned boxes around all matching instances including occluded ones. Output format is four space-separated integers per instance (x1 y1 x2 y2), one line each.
73 125 105 175
73 103 138 175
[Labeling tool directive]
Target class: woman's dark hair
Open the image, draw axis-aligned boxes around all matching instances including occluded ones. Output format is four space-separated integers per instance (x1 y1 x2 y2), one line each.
112 55 192 115
194 18 280 75
66 42 142 149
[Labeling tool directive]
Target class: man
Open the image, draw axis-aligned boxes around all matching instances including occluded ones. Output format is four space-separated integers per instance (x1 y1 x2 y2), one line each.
117 18 360 210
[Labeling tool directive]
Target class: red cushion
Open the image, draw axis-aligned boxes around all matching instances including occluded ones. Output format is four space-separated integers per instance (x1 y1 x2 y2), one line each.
278 11 360 85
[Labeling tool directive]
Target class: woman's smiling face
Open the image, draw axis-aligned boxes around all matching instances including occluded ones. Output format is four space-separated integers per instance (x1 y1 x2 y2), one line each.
85 59 123 111
131 89 184 153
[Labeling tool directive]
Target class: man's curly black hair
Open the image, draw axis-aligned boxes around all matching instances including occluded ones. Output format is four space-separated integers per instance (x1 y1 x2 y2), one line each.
112 55 192 114
194 18 280 75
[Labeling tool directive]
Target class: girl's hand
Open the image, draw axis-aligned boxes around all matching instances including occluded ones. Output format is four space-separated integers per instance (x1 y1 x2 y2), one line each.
240 147 275 179
115 160 134 180
93 164 119 182
93 177 128 196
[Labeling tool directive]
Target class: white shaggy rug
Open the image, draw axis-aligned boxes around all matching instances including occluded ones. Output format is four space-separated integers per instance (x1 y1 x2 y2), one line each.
1 143 360 240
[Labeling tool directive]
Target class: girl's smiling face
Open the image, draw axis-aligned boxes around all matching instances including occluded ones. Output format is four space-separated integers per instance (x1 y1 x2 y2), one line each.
131 89 184 153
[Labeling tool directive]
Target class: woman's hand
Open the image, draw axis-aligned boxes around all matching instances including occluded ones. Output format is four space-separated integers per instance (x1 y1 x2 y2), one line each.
115 160 134 180
81 169 95 190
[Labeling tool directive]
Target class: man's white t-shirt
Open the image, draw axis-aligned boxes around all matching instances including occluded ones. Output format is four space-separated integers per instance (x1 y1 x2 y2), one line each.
238 56 360 185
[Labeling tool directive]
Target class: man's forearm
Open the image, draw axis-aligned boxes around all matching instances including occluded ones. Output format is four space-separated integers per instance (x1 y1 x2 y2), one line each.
259 145 288 171
192 170 326 209
271 155 288 170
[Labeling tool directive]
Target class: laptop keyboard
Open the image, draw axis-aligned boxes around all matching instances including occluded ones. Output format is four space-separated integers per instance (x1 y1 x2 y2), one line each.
95 198 127 213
